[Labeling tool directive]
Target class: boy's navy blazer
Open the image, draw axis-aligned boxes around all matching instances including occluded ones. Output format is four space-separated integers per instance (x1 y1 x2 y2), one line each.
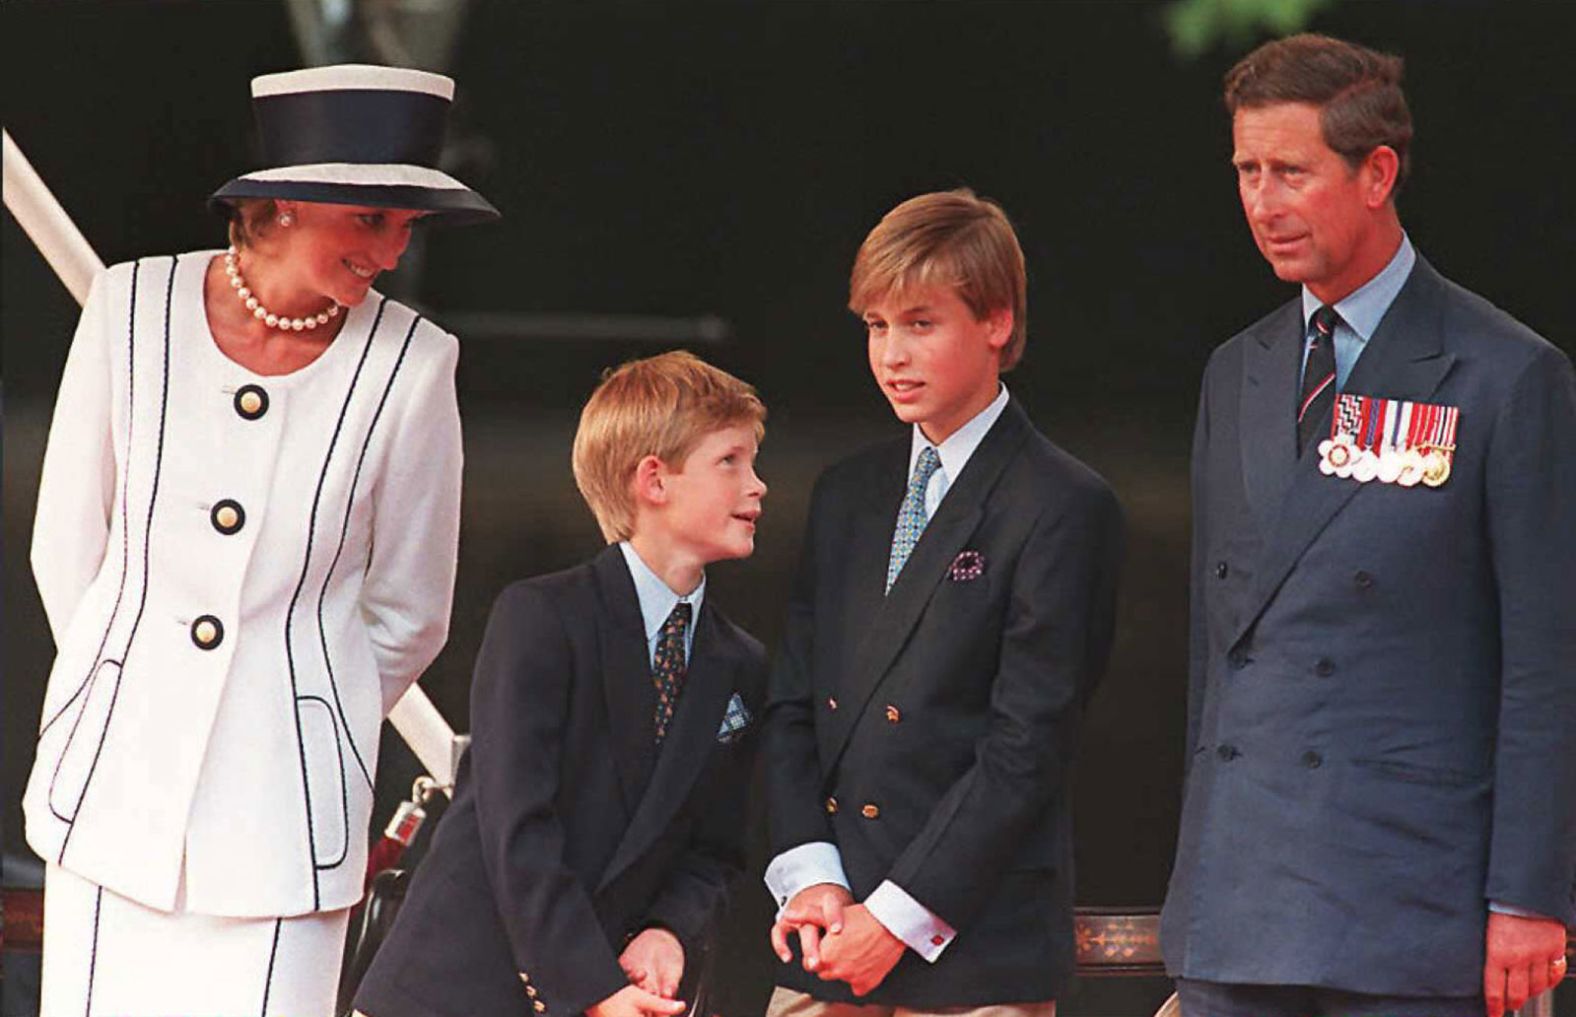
355 546 767 1017
1161 256 1576 996
764 398 1125 1006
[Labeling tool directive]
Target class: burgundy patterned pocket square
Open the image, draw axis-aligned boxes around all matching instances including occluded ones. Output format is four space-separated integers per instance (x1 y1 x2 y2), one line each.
948 550 985 582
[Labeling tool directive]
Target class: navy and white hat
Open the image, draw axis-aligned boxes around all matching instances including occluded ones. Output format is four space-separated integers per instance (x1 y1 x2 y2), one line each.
210 64 499 225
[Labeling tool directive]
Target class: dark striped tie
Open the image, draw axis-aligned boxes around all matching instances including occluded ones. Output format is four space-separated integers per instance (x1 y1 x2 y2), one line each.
1297 306 1339 456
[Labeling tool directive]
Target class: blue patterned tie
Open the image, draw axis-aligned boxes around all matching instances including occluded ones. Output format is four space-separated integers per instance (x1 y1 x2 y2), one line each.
886 446 942 594
652 602 691 744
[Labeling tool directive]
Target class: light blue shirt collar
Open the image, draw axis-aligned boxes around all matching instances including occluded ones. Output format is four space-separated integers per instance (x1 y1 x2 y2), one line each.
907 383 1010 488
617 542 704 663
1302 233 1415 343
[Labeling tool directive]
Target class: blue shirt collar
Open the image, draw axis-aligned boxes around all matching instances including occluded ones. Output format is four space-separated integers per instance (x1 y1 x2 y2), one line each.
1302 233 1416 343
908 383 1010 482
617 541 705 642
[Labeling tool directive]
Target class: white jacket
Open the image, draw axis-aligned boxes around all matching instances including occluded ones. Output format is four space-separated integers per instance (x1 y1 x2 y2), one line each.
24 252 462 917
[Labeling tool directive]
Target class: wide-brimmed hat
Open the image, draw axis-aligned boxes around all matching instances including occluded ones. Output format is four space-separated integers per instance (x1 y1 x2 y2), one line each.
210 64 499 226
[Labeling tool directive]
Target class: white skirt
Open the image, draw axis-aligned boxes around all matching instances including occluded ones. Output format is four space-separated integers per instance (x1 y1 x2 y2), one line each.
40 864 351 1017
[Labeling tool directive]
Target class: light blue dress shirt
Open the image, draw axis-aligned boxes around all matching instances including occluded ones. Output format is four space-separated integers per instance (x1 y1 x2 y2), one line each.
618 542 704 667
1299 233 1415 391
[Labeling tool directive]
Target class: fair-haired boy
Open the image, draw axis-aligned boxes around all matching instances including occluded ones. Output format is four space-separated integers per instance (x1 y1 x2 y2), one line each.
356 351 769 1017
763 190 1124 1013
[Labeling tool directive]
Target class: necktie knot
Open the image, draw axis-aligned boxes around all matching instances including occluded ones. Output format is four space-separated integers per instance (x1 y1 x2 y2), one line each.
661 601 692 639
1312 305 1339 342
910 445 941 493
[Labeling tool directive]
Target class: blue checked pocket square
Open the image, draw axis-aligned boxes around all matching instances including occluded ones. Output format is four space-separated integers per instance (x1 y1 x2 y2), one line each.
717 692 752 744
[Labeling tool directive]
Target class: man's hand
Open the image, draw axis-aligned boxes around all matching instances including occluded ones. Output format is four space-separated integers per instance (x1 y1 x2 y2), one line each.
1484 911 1569 1017
770 882 854 972
813 903 905 997
586 983 687 1017
619 927 686 1000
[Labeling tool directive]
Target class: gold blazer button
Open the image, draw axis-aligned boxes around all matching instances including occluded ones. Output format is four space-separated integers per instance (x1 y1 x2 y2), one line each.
861 803 880 820
824 796 839 815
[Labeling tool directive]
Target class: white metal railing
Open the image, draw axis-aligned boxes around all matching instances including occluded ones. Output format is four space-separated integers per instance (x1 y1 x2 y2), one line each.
3 128 463 788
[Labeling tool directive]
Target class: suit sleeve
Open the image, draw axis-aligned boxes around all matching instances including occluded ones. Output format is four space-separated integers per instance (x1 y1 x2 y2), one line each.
642 649 767 960
1482 346 1576 926
1185 356 1217 764
885 481 1125 930
32 268 117 646
763 474 839 855
362 332 463 716
469 583 629 1014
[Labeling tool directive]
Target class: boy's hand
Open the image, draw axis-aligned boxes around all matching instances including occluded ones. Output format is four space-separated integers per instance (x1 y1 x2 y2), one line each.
770 882 854 971
586 983 687 1017
815 904 905 997
619 927 686 999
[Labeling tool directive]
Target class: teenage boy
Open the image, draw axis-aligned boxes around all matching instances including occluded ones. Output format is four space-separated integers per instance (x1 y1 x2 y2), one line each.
763 190 1124 1014
355 351 769 1017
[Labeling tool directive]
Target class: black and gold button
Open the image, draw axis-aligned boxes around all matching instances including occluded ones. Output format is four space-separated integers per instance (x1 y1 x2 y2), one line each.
210 499 246 535
1214 561 1229 579
1314 658 1336 677
860 803 880 820
234 384 269 420
191 615 224 650
824 796 839 815
884 704 901 724
1302 750 1323 769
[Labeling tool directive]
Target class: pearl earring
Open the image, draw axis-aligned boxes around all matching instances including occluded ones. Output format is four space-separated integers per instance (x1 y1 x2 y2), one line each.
278 211 295 228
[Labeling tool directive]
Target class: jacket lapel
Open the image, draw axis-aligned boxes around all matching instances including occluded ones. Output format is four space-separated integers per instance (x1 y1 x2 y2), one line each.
1238 300 1304 534
1231 257 1458 648
592 546 659 817
596 605 739 892
824 400 1030 770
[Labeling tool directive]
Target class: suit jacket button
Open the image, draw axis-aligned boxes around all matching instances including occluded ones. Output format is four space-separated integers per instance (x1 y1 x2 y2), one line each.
1314 658 1336 677
1217 744 1238 761
861 803 880 819
824 796 838 815
1228 649 1248 670
885 704 901 724
211 499 246 535
191 615 224 649
234 385 269 420
1214 560 1229 579
1302 750 1323 769
827 696 838 711
1354 570 1374 590
525 986 537 997
534 1002 547 1013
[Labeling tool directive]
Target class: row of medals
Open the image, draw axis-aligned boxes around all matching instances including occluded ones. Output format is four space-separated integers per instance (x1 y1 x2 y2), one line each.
1318 432 1452 487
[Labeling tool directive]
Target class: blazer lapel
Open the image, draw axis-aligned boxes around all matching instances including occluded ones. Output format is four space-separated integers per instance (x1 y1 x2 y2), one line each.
596 605 738 892
1231 257 1458 648
1238 300 1304 533
592 547 659 817
824 401 1030 769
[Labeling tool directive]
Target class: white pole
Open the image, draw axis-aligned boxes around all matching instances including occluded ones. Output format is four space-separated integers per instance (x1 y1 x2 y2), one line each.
3 128 461 789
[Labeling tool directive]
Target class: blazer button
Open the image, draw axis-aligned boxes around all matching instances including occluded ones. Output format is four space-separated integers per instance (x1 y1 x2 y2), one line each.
234 384 269 420
1354 570 1374 590
1302 750 1323 769
190 615 224 650
824 796 838 815
210 499 246 535
1228 649 1248 671
534 1002 546 1014
525 986 538 998
1314 658 1336 677
1217 744 1239 761
1214 560 1229 579
860 803 880 820
827 696 838 711
885 704 901 724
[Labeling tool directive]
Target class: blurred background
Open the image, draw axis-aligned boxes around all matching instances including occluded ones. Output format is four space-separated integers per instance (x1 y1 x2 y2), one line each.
4 1 1573 1014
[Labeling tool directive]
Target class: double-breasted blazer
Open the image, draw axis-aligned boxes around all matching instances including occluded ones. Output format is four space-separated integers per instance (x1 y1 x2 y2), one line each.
24 252 462 917
354 547 767 1017
1161 256 1576 995
764 399 1124 1006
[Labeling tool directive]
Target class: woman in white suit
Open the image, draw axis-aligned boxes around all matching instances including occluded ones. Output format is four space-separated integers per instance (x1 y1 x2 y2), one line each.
23 64 497 1015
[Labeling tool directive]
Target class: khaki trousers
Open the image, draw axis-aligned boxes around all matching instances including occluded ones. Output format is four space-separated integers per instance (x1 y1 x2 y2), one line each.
767 986 1055 1017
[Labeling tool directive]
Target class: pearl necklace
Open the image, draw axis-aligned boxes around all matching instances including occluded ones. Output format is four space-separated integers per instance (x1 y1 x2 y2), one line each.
224 247 341 331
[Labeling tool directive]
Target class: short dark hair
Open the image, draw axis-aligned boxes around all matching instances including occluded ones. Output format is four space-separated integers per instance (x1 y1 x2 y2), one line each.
1224 33 1413 195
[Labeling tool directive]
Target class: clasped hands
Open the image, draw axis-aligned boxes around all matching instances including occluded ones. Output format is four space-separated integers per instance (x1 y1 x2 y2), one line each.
770 882 906 997
588 927 688 1017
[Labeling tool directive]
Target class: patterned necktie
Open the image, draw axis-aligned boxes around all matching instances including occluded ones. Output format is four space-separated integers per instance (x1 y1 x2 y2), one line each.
1298 305 1340 456
652 601 691 744
886 445 942 594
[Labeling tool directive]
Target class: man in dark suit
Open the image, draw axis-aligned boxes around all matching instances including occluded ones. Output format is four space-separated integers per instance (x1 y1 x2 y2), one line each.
1161 33 1576 1017
762 190 1124 1014
354 352 769 1017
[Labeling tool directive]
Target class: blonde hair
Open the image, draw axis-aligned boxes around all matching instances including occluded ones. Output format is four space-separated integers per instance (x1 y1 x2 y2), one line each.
572 351 766 543
849 188 1028 371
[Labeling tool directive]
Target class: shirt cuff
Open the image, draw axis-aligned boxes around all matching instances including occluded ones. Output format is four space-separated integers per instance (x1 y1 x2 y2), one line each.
1489 900 1554 920
864 880 957 963
764 842 851 918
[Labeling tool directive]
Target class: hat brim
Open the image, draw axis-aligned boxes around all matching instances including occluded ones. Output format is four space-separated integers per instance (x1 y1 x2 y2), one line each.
210 178 499 227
